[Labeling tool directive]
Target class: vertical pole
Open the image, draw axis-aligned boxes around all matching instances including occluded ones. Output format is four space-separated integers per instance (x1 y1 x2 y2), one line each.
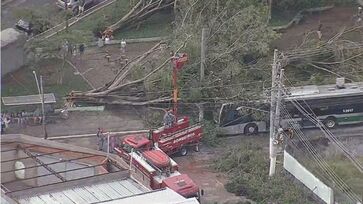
269 49 278 177
199 28 208 122
40 76 48 139
107 133 110 158
172 66 178 122
275 68 284 132
200 28 207 82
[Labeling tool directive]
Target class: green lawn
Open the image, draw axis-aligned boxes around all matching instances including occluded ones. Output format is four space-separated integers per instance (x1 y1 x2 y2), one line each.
1 58 90 110
270 11 296 27
114 11 173 39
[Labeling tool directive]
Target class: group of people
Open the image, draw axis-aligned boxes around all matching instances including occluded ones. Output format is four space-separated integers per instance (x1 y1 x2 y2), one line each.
62 40 85 58
1 111 31 133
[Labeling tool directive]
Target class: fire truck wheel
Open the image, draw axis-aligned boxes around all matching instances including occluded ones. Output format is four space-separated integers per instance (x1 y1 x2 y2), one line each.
194 144 200 152
180 147 188 156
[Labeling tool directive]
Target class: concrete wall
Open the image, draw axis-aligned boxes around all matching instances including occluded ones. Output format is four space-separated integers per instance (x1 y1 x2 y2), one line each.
1 31 26 77
284 151 334 204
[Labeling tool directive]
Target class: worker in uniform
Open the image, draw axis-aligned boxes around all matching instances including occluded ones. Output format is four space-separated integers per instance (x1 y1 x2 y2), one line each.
163 110 175 128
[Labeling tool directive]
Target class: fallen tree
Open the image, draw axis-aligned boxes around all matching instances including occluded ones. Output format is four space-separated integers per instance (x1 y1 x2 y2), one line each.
66 36 190 105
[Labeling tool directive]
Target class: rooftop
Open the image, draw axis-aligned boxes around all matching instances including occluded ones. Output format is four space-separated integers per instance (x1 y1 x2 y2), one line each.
0 134 199 204
2 93 56 106
285 82 363 101
1 28 24 48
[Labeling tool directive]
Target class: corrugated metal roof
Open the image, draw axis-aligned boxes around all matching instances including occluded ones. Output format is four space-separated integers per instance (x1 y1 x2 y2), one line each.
2 93 56 106
100 188 199 204
17 179 148 204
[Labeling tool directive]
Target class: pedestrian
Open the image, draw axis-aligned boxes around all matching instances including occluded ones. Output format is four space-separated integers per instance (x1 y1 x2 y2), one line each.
1 115 5 133
317 23 322 41
358 7 362 23
79 44 85 56
110 135 116 153
72 45 77 57
21 110 27 128
120 39 126 53
17 112 21 126
78 0 85 16
97 128 105 151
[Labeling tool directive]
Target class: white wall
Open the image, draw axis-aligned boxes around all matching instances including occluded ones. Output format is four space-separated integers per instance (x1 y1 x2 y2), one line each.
283 150 334 204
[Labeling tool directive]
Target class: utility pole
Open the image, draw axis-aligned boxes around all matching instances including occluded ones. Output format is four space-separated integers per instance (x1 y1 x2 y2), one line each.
40 76 48 139
33 71 48 139
269 49 279 177
199 28 208 122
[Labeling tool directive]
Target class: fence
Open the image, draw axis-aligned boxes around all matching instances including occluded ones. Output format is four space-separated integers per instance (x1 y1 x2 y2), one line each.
283 150 334 204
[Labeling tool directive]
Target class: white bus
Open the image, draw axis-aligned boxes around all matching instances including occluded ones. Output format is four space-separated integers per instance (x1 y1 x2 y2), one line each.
218 82 363 135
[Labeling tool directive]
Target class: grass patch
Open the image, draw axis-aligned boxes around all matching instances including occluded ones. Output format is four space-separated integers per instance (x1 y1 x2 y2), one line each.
114 11 173 39
270 11 295 27
72 0 130 35
214 141 316 203
1 58 90 111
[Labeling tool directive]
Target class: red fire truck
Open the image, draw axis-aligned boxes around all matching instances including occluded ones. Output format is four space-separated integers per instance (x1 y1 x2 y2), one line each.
114 144 201 199
123 116 202 156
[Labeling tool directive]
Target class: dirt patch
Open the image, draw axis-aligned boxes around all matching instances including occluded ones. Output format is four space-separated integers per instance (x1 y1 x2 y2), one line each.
274 7 361 50
70 42 158 89
174 137 252 204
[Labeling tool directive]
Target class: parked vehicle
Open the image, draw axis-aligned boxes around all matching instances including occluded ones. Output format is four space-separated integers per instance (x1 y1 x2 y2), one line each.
114 145 201 199
15 19 33 35
122 116 202 156
56 0 94 15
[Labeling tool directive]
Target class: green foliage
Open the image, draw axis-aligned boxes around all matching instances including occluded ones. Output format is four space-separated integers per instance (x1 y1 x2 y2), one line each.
13 8 52 34
114 11 173 39
1 58 90 109
173 0 278 103
214 142 315 203
201 120 221 147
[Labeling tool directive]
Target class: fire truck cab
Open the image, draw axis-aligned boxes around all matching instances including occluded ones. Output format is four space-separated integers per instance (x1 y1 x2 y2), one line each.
114 145 200 199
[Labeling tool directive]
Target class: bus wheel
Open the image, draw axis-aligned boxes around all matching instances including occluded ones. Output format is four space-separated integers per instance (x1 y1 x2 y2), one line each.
180 147 188 156
324 117 336 128
244 123 258 135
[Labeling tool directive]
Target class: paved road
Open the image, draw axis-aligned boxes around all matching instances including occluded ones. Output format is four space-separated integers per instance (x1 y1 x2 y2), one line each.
302 124 363 138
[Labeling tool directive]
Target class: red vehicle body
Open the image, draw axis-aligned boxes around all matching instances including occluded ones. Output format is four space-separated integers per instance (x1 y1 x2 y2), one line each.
114 145 200 199
123 116 202 156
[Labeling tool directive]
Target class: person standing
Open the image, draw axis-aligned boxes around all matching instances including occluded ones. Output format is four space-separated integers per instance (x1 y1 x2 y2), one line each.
97 128 105 151
78 0 85 16
120 39 126 53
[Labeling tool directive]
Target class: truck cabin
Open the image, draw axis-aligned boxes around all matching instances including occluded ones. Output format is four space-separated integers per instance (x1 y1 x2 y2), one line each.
162 174 200 199
121 134 152 151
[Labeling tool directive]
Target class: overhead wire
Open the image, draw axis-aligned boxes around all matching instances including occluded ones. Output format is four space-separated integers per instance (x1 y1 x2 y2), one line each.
280 106 361 202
